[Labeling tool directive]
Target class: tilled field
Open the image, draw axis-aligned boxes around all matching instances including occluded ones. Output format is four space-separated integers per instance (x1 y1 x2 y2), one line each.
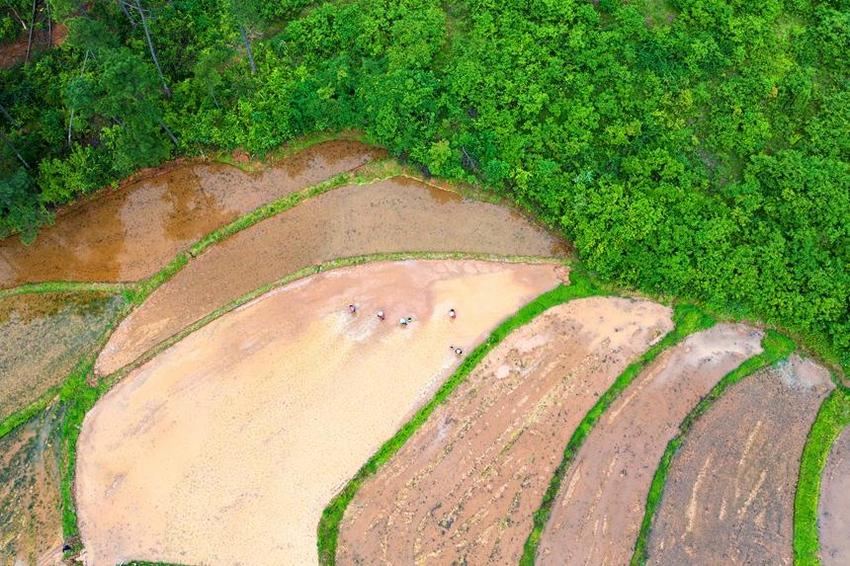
0 291 124 422
95 177 563 376
0 140 381 287
537 323 764 565
820 423 850 565
648 355 833 565
75 260 560 566
338 297 673 565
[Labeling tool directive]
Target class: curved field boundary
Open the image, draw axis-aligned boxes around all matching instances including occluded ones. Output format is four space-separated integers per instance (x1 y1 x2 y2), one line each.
794 386 850 566
0 281 133 300
630 330 797 565
315 271 604 564
519 303 716 565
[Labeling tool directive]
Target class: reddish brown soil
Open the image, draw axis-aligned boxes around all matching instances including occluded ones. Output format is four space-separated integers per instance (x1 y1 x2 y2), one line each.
0 404 64 566
95 177 563 375
0 24 66 69
648 355 833 565
820 420 850 565
537 323 764 565
338 297 673 565
76 260 560 566
0 291 124 422
0 140 382 288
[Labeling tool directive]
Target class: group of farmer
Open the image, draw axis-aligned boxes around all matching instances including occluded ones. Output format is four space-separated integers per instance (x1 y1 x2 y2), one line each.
346 304 464 357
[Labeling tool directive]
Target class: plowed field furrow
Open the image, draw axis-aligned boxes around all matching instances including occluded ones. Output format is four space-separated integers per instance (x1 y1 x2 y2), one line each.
337 296 673 565
537 323 764 566
95 178 563 376
0 140 381 288
819 422 850 565
75 260 561 566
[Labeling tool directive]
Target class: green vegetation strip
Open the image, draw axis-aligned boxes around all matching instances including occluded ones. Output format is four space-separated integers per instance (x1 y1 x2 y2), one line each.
520 303 716 565
0 281 133 300
630 330 796 565
316 271 603 565
794 386 850 566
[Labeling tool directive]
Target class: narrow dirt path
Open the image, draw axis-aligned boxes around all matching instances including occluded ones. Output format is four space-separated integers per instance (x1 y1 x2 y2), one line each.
337 296 672 565
0 140 381 288
536 323 764 565
75 260 561 566
648 355 833 565
820 423 850 565
95 177 563 376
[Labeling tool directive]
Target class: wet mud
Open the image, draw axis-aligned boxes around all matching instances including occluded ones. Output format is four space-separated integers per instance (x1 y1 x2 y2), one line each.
0 291 124 422
95 177 564 376
537 323 764 566
648 355 833 565
819 414 850 565
338 297 673 565
75 260 560 566
0 140 382 288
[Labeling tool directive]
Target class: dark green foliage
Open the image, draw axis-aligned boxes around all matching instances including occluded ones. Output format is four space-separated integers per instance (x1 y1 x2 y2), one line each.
0 0 848 370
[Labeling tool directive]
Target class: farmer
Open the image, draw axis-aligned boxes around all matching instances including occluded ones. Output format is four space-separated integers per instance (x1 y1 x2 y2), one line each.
377 310 385 321
448 308 457 319
450 345 464 356
400 317 408 327
348 304 357 315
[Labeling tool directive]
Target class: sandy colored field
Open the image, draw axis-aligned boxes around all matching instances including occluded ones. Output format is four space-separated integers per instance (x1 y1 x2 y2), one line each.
76 260 561 566
95 177 563 375
820 422 850 565
338 297 673 565
0 292 124 422
648 355 833 565
0 405 64 566
537 323 764 565
0 140 381 288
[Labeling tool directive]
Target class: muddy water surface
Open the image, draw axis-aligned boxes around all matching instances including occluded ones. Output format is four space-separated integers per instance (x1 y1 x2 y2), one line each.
820 416 850 565
0 141 382 288
96 177 564 375
648 355 833 565
0 404 65 566
338 297 672 565
537 323 764 566
0 291 124 422
76 260 561 566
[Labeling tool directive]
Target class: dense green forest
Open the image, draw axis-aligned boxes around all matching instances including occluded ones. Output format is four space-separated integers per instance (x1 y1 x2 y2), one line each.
0 0 848 367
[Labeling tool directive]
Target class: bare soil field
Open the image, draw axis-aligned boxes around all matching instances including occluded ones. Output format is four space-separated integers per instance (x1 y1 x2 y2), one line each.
0 291 124 422
95 177 563 375
0 404 65 566
820 422 850 565
648 355 833 565
537 323 764 565
75 260 560 566
0 140 381 288
338 297 673 565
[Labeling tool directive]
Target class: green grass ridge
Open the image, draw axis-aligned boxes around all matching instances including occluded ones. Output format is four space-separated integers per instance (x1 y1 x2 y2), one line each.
793 385 850 566
630 330 796 565
519 303 716 565
316 271 603 565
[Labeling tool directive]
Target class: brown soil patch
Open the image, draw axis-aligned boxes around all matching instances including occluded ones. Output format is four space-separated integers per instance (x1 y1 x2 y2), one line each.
0 24 66 69
647 355 833 565
95 177 564 376
537 323 765 565
0 291 124 422
819 418 850 565
76 260 561 566
0 140 382 288
338 297 673 565
0 404 64 566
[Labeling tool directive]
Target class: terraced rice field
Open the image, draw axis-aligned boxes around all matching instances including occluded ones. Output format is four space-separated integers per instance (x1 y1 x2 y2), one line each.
95 177 561 376
338 297 672 564
648 355 833 564
0 139 843 566
536 323 764 565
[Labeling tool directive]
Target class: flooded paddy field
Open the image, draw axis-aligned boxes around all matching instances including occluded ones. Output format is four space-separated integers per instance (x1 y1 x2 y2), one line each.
0 291 124 422
819 420 850 565
95 177 563 376
0 140 381 288
75 260 560 566
337 297 672 565
647 355 833 565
